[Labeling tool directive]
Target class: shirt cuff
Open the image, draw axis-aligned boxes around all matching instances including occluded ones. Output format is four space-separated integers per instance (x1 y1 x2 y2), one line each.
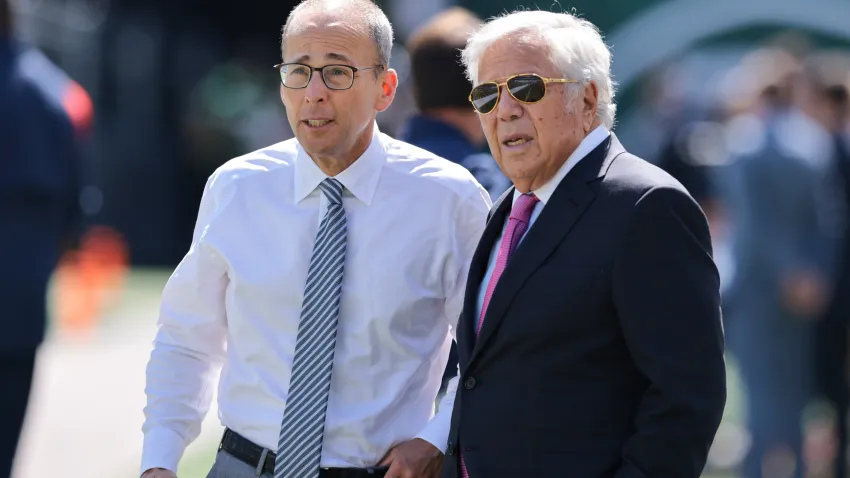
414 378 458 454
415 415 451 454
140 426 188 476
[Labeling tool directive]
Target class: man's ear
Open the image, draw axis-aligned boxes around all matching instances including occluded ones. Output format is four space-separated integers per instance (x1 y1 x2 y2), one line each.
582 81 599 132
375 68 399 113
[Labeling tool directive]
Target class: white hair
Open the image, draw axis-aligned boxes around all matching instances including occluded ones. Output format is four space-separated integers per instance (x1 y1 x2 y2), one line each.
461 10 617 129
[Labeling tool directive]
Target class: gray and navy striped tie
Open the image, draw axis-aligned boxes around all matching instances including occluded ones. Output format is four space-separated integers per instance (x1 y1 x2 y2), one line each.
275 178 347 478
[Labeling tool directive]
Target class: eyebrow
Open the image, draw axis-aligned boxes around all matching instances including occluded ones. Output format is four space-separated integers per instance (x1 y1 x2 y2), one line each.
292 52 352 64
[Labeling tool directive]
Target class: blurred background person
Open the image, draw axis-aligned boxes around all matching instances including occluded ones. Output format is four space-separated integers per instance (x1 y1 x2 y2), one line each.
398 7 509 202
397 6 508 401
801 49 850 478
0 0 84 476
716 46 842 478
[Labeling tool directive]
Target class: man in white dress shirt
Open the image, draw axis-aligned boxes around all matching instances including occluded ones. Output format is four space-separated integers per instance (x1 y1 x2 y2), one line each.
139 1 491 477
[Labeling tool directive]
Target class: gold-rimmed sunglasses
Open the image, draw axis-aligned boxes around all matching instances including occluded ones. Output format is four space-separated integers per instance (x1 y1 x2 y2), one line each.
469 73 578 114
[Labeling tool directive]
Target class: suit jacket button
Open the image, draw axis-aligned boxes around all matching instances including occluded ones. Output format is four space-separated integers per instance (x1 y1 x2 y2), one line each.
464 377 476 389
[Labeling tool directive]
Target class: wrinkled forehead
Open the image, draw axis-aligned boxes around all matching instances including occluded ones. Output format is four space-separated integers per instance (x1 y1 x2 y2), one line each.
283 10 374 64
477 35 557 84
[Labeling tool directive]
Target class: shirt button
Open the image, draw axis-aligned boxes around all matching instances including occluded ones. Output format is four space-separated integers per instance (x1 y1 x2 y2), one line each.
464 377 477 389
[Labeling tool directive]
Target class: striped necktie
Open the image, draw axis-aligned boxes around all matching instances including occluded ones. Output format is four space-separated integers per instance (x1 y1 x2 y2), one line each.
275 178 347 478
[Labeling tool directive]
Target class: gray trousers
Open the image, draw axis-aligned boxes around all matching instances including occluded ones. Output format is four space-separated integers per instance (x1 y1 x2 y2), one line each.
206 450 274 478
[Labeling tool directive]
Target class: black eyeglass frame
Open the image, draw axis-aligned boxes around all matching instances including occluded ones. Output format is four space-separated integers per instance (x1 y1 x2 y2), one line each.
273 62 384 90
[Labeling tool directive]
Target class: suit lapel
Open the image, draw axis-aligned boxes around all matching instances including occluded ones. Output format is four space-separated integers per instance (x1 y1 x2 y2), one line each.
459 188 513 365
468 134 619 365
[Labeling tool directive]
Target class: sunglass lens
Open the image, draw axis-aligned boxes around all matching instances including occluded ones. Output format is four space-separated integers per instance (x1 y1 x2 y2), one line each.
470 84 499 113
507 75 546 103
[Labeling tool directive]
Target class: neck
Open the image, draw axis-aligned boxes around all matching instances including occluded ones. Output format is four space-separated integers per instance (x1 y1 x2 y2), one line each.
513 173 554 194
311 122 375 176
587 118 603 135
423 108 484 146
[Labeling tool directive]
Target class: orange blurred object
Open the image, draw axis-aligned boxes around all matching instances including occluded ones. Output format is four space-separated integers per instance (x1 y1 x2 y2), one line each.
54 226 129 337
62 80 94 138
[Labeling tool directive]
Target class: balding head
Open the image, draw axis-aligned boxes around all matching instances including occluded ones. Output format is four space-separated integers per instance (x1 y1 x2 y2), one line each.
282 0 393 67
277 0 399 175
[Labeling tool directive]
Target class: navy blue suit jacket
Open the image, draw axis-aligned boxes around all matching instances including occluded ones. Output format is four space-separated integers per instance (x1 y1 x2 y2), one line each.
443 134 726 477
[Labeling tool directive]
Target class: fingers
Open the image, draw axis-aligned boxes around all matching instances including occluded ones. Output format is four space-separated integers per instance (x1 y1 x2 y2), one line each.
383 461 408 478
377 451 394 467
377 444 397 466
384 457 423 478
141 469 177 478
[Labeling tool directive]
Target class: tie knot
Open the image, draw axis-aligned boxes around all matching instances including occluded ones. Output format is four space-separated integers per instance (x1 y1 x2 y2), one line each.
510 193 539 223
319 178 343 205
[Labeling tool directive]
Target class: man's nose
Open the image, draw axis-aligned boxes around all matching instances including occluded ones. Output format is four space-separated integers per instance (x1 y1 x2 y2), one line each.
496 88 523 121
304 72 328 103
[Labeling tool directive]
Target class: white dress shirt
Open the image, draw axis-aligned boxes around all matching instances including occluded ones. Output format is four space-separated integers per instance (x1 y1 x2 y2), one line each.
141 124 492 474
475 125 610 319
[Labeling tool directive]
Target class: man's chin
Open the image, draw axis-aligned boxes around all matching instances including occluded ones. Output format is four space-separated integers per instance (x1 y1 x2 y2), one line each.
296 134 336 154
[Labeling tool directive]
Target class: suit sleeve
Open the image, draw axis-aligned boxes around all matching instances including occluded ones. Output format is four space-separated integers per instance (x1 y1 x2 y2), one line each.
612 186 726 478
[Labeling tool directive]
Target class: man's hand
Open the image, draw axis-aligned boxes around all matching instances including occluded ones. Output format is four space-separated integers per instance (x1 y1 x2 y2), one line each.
141 468 177 478
378 438 444 478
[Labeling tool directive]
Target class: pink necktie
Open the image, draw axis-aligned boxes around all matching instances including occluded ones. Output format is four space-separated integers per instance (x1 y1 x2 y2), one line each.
461 192 539 478
476 192 539 335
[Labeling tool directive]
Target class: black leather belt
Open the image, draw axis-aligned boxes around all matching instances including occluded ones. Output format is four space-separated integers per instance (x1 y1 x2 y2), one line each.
219 428 389 477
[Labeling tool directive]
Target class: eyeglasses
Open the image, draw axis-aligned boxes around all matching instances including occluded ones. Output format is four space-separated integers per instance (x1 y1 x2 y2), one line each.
273 62 383 90
469 73 578 114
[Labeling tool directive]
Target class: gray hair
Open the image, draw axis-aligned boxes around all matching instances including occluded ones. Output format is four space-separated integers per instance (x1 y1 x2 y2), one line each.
461 10 617 129
281 0 394 68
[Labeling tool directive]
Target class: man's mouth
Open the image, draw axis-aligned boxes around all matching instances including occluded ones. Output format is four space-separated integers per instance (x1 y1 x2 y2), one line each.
503 134 533 147
303 119 333 128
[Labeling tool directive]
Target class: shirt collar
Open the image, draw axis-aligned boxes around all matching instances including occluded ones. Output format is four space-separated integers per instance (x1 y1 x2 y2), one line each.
512 124 610 206
293 123 386 206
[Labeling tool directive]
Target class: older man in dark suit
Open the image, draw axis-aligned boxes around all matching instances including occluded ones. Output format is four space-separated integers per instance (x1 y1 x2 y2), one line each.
441 9 727 478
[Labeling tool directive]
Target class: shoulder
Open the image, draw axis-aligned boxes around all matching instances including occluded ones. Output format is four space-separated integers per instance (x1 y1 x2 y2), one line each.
599 147 706 230
5 64 65 123
727 112 832 171
2 54 74 141
601 152 709 255
380 133 488 202
605 148 692 201
205 137 299 195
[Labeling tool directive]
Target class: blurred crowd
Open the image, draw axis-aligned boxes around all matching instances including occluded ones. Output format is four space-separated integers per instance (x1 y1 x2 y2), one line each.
622 35 850 478
4 0 850 477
